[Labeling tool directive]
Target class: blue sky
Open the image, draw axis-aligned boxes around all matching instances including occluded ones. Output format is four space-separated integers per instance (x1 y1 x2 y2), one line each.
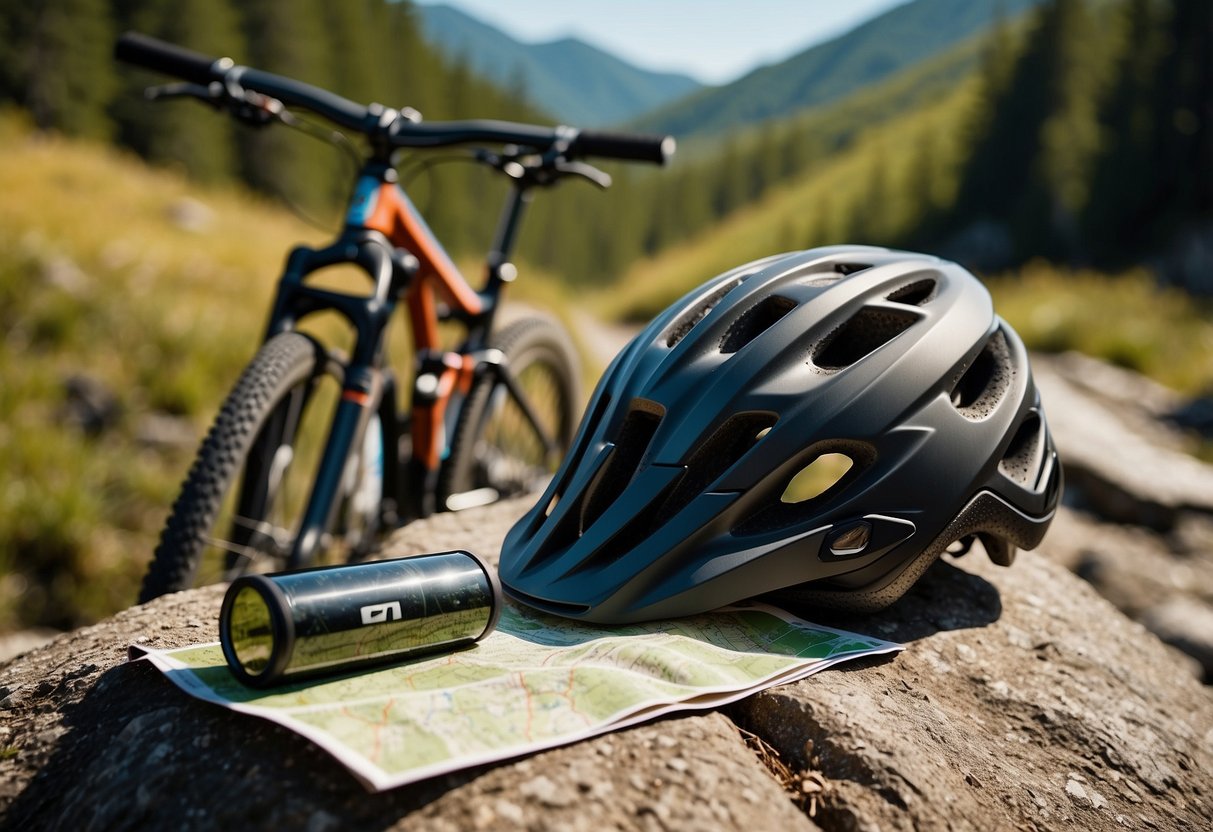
415 1 910 84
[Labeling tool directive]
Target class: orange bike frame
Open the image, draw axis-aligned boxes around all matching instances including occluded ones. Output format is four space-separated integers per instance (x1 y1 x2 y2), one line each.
358 179 485 473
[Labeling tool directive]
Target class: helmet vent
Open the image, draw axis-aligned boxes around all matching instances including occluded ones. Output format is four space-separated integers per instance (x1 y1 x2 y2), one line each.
594 412 778 565
835 262 873 275
580 404 662 532
813 307 918 370
950 330 1013 419
999 413 1045 486
781 453 854 503
665 278 742 348
720 296 796 354
886 279 937 306
737 441 876 534
660 412 778 515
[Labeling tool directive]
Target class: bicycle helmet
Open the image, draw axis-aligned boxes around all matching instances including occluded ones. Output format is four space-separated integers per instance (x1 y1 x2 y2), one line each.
500 246 1062 623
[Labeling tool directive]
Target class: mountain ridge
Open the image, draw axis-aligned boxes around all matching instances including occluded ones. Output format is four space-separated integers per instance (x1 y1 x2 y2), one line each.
415 3 702 126
631 0 1044 136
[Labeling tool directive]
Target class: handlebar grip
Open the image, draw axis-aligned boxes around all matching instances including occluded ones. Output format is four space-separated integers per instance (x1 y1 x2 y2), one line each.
114 31 221 85
571 131 676 165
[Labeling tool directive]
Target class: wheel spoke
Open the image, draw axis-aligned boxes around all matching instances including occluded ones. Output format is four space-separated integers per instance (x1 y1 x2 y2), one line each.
438 318 578 513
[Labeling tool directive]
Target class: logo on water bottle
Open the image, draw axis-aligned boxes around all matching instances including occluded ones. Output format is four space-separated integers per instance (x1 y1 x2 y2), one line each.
360 601 402 625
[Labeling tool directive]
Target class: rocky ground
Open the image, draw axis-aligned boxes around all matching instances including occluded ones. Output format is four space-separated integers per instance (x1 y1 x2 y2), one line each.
1031 352 1213 683
2 350 1212 830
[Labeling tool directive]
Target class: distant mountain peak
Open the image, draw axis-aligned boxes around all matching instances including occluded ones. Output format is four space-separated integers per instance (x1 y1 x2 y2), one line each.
416 3 703 127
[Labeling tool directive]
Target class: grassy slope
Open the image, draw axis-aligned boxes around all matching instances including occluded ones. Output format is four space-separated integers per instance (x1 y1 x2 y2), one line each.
0 112 322 629
604 78 979 320
0 112 577 631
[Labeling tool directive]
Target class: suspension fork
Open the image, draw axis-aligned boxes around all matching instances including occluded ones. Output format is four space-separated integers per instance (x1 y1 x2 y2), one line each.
264 231 405 570
289 363 384 569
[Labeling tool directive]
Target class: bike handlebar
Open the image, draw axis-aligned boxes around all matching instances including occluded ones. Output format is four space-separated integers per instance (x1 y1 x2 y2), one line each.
115 31 218 85
573 131 675 165
114 32 675 165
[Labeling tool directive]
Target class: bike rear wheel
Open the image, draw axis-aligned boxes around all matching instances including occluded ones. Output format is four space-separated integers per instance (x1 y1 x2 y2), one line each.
139 332 384 601
439 316 580 512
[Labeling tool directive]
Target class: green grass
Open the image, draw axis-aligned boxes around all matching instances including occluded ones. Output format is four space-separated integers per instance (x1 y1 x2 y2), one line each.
989 264 1213 396
992 265 1213 464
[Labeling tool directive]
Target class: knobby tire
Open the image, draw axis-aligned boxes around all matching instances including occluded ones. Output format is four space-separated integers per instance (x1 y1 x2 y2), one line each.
140 332 329 601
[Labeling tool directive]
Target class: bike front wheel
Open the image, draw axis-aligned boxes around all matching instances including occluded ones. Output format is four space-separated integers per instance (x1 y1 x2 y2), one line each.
139 332 384 602
438 316 580 512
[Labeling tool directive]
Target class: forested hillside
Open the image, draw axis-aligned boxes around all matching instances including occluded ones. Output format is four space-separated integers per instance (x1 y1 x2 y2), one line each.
5 0 1203 292
932 0 1212 284
0 0 681 285
0 0 553 254
627 0 1209 296
606 0 1211 334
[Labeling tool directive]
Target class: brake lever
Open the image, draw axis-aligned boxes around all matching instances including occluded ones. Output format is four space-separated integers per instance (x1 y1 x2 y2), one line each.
145 82 222 108
554 160 612 190
229 87 284 127
476 148 611 190
144 80 283 128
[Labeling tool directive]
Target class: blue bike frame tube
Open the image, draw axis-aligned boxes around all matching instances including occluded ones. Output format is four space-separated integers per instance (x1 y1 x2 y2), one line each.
288 365 381 569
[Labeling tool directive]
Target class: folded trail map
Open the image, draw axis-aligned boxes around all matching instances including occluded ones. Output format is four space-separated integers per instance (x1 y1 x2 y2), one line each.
132 602 901 791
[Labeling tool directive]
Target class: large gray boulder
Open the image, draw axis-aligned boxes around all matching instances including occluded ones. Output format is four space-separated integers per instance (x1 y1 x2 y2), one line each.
1030 352 1213 682
2 499 1210 831
1032 352 1213 527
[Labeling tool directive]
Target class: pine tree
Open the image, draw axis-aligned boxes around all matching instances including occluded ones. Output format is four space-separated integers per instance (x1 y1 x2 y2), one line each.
1081 0 1168 261
1032 0 1104 262
900 129 944 250
17 0 117 139
109 0 245 183
855 153 892 246
712 139 750 218
236 0 342 217
1082 0 1212 283
323 1 379 106
1146 0 1212 249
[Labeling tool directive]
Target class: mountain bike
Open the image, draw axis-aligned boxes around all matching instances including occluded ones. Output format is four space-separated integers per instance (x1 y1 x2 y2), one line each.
114 33 674 602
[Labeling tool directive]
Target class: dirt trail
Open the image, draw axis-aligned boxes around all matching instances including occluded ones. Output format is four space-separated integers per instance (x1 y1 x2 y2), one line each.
569 307 639 368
